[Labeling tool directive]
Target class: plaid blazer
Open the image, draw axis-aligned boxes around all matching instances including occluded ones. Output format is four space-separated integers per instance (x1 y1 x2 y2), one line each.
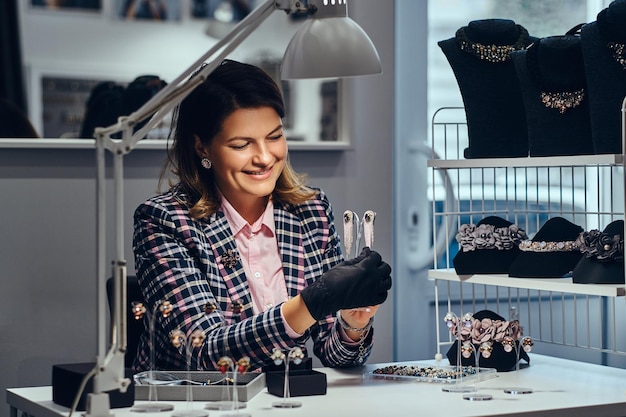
132 186 374 372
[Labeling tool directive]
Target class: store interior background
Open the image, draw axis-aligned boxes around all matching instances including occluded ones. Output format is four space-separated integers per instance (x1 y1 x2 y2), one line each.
0 1 616 417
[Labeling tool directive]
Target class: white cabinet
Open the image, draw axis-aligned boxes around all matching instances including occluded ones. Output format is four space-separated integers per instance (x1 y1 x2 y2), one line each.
427 107 626 368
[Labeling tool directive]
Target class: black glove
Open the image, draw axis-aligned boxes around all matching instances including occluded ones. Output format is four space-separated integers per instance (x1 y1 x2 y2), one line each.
300 247 392 320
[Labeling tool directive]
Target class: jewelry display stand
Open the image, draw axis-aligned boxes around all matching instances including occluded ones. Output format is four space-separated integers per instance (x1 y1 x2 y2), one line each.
205 357 250 415
170 330 208 417
271 347 305 409
441 312 477 393
217 356 251 417
130 301 174 413
502 336 534 395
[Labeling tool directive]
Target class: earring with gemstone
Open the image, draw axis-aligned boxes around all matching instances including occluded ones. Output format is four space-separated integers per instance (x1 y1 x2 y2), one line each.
201 158 212 170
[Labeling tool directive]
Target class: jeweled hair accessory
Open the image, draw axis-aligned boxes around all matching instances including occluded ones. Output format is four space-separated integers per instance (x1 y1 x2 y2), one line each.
455 24 530 63
576 229 624 262
518 239 579 252
456 223 527 252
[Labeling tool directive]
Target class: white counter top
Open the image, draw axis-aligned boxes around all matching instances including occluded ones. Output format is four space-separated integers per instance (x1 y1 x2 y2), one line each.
7 355 626 417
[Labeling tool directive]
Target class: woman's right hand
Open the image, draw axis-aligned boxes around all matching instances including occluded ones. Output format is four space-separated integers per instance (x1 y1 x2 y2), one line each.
300 247 392 320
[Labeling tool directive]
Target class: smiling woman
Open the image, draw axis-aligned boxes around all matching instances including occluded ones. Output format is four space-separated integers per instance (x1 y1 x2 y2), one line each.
131 58 392 374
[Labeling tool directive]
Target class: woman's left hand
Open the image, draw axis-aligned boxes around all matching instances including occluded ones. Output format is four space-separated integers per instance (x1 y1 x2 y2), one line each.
339 306 379 342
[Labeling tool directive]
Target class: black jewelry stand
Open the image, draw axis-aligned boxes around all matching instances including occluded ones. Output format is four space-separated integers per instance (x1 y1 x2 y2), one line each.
264 357 327 399
511 36 594 157
580 3 626 154
438 19 533 159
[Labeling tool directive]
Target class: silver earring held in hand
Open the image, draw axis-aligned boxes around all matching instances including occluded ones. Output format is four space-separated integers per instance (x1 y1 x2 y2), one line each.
201 158 212 170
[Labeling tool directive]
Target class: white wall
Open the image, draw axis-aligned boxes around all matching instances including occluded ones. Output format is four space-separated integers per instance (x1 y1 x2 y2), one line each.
1 2 396 416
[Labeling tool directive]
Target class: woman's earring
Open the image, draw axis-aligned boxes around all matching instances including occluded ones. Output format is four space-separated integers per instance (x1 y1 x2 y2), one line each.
201 158 212 170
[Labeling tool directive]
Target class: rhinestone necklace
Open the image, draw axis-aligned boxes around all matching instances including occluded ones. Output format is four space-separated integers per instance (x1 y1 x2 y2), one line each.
525 40 586 114
455 24 530 63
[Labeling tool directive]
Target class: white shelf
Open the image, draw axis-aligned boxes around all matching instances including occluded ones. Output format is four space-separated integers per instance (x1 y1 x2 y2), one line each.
0 138 351 151
428 269 626 297
427 154 623 168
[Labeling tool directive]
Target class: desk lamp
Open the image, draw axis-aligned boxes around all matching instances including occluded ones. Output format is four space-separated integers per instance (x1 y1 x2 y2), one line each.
87 1 381 416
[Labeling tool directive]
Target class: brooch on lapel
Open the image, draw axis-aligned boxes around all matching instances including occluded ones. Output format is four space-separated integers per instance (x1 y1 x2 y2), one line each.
204 303 217 314
220 248 240 269
231 300 244 315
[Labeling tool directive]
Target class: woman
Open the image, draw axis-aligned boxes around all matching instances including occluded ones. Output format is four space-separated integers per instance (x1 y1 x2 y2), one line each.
132 59 392 372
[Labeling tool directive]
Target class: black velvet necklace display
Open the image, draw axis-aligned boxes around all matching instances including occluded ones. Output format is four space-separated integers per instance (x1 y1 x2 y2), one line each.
524 41 586 114
511 35 594 157
438 19 535 159
580 0 626 154
598 8 626 70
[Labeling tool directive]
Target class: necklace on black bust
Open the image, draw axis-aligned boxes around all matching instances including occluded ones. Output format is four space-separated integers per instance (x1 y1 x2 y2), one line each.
455 24 530 63
525 41 585 114
597 8 626 70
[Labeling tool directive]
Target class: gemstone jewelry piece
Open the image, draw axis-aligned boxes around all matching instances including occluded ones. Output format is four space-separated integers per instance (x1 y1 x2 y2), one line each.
237 357 250 374
519 239 579 252
608 41 626 70
444 312 457 328
289 347 304 365
461 342 474 359
502 336 515 353
270 348 286 366
217 357 232 374
479 342 493 359
159 300 174 317
170 329 185 349
522 337 534 353
220 248 240 269
540 89 585 114
190 330 205 348
455 25 531 63
131 301 147 320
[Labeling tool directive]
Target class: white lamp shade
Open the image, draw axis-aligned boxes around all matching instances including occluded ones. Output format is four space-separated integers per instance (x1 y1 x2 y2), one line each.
280 15 382 79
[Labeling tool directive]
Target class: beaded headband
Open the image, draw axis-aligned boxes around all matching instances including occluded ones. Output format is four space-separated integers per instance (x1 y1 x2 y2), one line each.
518 239 580 252
456 223 527 252
576 229 624 262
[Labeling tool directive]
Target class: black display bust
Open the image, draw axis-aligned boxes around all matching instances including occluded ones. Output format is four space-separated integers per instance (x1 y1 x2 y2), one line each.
438 19 534 159
580 0 626 154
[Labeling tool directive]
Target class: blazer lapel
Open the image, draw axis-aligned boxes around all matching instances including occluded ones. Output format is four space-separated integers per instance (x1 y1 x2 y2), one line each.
204 212 253 321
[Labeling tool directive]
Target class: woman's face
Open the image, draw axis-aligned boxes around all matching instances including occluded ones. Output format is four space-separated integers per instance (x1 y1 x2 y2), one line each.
200 106 287 213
